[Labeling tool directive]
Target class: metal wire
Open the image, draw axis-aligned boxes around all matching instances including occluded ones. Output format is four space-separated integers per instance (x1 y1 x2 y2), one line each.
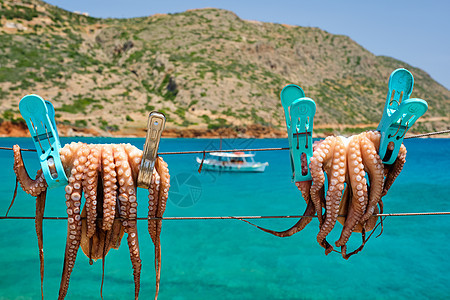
403 129 450 139
0 129 449 155
0 146 37 152
1 211 450 221
1 129 449 222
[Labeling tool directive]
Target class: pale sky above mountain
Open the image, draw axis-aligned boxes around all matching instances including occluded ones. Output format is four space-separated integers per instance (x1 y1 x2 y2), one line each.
45 0 450 90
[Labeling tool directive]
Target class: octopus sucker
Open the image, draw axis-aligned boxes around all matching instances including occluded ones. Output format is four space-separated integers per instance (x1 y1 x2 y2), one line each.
12 142 170 299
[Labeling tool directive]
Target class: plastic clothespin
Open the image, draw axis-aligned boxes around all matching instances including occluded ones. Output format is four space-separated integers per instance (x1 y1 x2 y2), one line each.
137 111 166 189
19 94 68 188
377 68 428 164
280 84 316 182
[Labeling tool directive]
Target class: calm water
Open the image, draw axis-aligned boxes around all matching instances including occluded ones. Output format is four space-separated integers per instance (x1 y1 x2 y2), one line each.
0 137 449 300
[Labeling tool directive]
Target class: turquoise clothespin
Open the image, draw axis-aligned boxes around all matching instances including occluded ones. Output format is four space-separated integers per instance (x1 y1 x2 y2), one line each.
377 69 428 164
281 84 316 182
19 94 68 188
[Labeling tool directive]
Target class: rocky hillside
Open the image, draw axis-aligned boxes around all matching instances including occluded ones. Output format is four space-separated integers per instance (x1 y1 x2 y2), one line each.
0 0 449 137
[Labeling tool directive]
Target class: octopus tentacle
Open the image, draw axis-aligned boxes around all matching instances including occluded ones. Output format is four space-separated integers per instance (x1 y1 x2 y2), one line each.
155 157 170 240
316 137 346 254
113 144 141 299
339 185 380 234
80 185 125 262
83 144 101 238
148 169 161 244
123 143 142 182
359 134 384 224
101 145 117 231
60 142 84 178
310 136 336 225
150 157 170 300
58 144 89 300
12 145 47 196
35 190 47 300
148 168 162 299
241 181 315 237
382 144 407 196
335 135 368 247
317 137 346 254
126 228 141 300
114 145 133 228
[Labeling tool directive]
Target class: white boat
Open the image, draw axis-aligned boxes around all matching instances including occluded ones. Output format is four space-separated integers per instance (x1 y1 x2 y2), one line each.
196 152 269 172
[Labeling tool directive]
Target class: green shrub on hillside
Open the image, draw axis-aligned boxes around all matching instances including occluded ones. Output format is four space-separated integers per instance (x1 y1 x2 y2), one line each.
58 97 99 114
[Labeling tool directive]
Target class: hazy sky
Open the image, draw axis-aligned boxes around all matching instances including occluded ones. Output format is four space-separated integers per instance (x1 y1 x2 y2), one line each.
45 0 450 90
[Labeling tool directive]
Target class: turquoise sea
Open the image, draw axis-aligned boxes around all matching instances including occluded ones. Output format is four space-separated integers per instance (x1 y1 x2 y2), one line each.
0 137 449 300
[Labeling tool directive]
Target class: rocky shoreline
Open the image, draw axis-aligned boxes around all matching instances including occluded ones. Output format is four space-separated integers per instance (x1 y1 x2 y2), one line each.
0 121 288 138
1 121 446 139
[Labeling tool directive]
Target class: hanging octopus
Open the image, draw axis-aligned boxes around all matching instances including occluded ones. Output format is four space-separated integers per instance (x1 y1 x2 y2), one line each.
246 130 406 259
12 142 170 300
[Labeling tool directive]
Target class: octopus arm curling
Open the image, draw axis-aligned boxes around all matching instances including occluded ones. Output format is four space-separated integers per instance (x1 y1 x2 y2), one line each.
241 181 315 237
11 145 48 298
12 145 47 196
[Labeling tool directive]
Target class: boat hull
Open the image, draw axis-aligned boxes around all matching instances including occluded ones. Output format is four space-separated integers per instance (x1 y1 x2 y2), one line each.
196 157 268 173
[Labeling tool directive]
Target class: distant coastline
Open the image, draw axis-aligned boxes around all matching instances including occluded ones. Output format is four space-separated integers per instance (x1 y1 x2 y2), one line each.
1 121 446 139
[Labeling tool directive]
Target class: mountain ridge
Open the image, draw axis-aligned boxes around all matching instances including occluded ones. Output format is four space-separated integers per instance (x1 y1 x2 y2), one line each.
0 0 448 137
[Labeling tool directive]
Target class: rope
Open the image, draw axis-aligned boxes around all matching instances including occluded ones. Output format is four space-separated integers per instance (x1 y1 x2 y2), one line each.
1 211 450 221
0 129 449 155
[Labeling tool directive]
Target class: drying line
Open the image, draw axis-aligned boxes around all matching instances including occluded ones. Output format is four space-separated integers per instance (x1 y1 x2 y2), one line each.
1 211 450 221
0 129 449 155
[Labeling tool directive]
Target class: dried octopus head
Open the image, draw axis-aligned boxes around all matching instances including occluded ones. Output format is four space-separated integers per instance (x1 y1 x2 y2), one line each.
12 142 170 300
248 130 406 259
